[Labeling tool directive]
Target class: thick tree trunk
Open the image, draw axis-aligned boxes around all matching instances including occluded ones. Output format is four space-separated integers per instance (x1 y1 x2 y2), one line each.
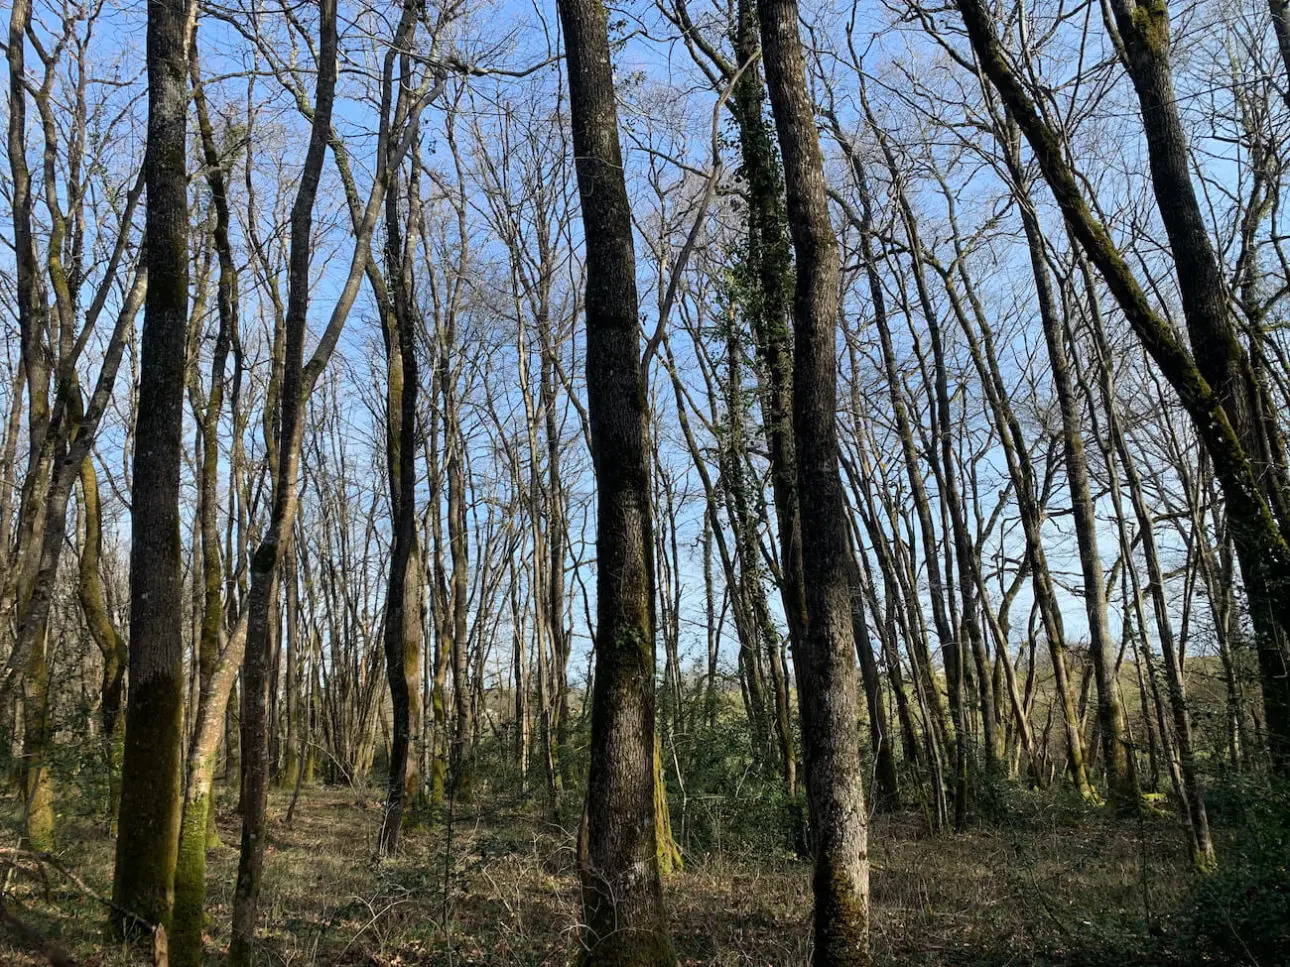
728 0 808 703
111 0 190 936
1108 0 1290 773
758 0 871 959
555 0 675 958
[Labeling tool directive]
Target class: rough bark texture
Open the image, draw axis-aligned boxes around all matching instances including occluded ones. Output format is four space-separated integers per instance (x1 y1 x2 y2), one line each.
757 0 872 959
556 0 675 958
111 0 190 936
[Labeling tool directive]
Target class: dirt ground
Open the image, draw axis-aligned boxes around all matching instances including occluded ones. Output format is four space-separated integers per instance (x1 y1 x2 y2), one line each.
0 786 1213 965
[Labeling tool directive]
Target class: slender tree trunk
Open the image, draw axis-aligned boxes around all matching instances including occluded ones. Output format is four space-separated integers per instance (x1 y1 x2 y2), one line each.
170 27 244 962
380 92 424 852
446 397 472 801
229 2 339 956
999 136 1139 811
77 458 127 822
955 0 1290 774
1075 251 1215 864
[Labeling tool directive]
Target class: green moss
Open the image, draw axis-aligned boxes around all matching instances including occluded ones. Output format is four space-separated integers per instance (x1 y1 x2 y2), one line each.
170 794 211 967
431 755 446 807
653 734 682 876
204 795 223 850
812 858 872 965
280 749 299 790
578 929 678 967
452 764 474 805
24 763 54 852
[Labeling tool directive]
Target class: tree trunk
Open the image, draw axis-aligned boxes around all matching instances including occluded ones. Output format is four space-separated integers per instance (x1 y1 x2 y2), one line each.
556 0 675 957
229 1 339 957
111 0 189 936
996 132 1139 811
170 27 244 962
77 458 127 822
758 0 871 959
380 106 423 853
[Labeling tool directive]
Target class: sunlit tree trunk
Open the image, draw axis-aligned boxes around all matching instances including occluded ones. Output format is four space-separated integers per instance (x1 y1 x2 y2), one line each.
556 0 675 957
111 0 190 936
380 109 424 854
758 0 871 958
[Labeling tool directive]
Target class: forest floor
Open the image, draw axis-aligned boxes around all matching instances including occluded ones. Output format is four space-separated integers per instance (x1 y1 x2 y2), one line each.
0 784 1235 966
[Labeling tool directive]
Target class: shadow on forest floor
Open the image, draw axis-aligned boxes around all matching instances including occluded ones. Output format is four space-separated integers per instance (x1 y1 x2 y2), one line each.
0 785 1238 965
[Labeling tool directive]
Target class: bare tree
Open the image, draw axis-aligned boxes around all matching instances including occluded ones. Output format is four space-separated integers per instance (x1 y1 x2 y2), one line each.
556 0 676 956
759 0 871 959
111 0 189 936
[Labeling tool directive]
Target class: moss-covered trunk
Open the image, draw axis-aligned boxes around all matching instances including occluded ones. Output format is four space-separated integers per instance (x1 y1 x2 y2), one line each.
379 117 424 852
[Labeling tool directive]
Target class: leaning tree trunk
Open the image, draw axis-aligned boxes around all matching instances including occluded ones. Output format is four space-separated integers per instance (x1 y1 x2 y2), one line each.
555 0 675 959
758 0 871 959
1107 0 1290 772
170 24 243 964
955 0 1290 775
76 458 127 822
999 132 1140 812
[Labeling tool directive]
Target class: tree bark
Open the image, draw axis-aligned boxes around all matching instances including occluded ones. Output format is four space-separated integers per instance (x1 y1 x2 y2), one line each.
555 0 675 958
111 0 190 935
380 73 424 851
758 0 871 959
170 26 244 962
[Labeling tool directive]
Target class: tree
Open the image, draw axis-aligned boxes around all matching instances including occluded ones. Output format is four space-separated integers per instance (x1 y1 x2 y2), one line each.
758 0 872 960
953 0 1290 776
170 19 248 962
228 1 424 955
111 0 190 936
380 105 424 855
555 0 677 957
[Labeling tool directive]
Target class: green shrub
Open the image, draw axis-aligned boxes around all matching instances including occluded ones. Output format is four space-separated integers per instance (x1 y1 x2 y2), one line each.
1182 776 1290 963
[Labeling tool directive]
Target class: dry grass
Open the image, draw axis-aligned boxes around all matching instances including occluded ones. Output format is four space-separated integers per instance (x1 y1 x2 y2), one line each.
0 786 1211 966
